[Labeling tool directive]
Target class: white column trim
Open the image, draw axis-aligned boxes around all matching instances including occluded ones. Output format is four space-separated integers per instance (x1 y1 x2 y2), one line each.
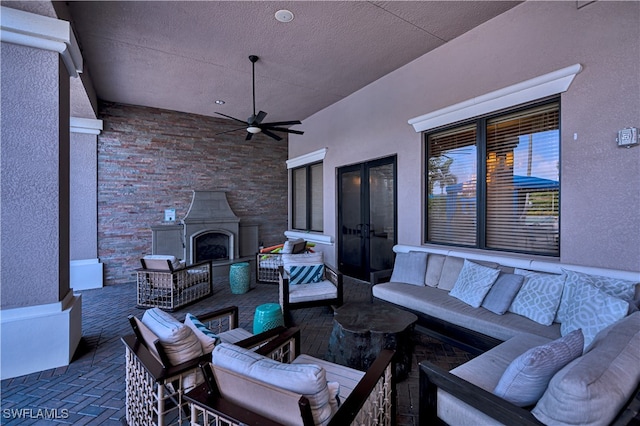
1 6 83 77
286 147 327 169
408 63 583 132
70 117 103 135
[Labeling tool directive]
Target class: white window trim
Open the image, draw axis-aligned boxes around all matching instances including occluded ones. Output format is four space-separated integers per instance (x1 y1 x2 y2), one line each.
70 117 103 135
286 148 327 169
408 64 582 133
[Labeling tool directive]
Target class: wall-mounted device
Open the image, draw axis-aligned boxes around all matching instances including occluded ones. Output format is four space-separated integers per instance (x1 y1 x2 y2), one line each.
617 127 638 148
164 208 176 222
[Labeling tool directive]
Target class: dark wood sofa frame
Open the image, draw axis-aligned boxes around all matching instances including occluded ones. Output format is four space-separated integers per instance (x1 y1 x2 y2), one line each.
371 270 640 425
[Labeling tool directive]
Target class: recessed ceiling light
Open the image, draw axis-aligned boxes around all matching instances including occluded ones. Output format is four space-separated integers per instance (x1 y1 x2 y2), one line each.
275 9 294 23
215 100 225 105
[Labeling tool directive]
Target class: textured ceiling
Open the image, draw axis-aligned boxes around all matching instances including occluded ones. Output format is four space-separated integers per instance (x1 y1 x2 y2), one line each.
65 1 521 125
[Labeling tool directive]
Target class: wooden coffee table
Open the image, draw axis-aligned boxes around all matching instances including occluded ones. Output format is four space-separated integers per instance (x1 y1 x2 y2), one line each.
325 301 417 381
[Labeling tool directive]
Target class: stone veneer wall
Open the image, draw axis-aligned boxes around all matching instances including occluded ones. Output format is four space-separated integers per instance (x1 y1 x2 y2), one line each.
98 102 288 285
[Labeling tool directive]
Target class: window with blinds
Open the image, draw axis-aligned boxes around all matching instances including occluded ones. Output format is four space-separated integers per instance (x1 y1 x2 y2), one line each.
292 162 323 232
425 100 560 256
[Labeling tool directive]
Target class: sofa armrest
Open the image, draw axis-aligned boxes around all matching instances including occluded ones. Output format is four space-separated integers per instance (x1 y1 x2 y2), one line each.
370 268 392 285
419 361 543 426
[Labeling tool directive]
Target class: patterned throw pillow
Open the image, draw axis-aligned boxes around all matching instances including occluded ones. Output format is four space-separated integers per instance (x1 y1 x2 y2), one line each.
290 264 325 285
449 260 500 308
560 283 629 349
556 269 638 323
493 329 583 407
184 313 218 353
509 272 566 326
482 273 525 315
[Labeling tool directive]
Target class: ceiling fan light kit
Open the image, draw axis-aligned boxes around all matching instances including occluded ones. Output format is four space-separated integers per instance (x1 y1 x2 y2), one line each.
215 55 303 141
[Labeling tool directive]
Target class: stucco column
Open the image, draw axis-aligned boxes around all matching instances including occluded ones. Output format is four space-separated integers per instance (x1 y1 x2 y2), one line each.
0 7 83 379
70 118 104 290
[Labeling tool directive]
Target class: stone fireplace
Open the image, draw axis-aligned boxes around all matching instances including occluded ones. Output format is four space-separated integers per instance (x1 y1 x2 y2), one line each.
183 191 240 264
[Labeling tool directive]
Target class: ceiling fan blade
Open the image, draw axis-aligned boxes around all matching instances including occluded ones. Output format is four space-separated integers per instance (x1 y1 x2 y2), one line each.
260 120 302 127
255 110 267 124
261 128 282 141
266 126 305 135
215 112 248 125
246 132 254 141
214 127 246 136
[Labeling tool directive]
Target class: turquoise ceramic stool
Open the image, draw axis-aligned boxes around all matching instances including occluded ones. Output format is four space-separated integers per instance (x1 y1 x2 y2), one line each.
229 262 250 294
253 303 284 334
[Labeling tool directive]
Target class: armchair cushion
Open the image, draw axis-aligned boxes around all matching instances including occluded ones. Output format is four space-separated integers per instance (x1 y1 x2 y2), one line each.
142 254 182 270
289 280 338 304
212 343 337 425
282 252 324 273
184 313 218 353
290 264 325 284
142 308 203 366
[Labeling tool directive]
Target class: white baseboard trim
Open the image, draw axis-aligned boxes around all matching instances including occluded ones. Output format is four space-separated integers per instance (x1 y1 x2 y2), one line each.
70 258 103 290
1 292 82 380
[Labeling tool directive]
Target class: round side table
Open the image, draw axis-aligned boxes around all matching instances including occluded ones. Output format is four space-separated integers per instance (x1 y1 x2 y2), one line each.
229 262 250 294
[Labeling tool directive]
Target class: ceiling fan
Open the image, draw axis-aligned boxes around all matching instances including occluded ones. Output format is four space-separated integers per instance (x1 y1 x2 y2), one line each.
215 55 304 141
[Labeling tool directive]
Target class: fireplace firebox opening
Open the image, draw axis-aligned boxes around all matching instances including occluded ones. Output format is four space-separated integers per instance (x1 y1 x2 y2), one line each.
193 231 232 263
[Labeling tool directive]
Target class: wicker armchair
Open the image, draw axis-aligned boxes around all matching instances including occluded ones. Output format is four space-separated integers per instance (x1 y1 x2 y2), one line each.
186 328 396 426
122 306 289 426
137 255 212 311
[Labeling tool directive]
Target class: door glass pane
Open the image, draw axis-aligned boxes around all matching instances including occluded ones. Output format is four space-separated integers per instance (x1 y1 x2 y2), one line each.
369 162 395 271
427 124 477 245
486 103 559 254
341 169 362 269
292 167 306 230
310 163 323 231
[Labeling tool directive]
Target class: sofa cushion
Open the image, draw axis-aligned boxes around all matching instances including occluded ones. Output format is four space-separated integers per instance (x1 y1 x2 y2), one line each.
290 264 324 284
449 260 500 308
438 333 551 426
509 271 565 326
142 254 182 270
424 253 446 287
184 313 218 353
212 343 336 426
141 308 203 366
560 282 629 349
493 329 583 407
482 273 525 315
532 312 640 426
436 256 465 291
390 251 428 286
373 283 561 342
556 268 638 322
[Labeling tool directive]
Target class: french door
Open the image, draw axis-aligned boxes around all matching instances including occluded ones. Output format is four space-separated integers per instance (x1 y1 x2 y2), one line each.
338 156 397 281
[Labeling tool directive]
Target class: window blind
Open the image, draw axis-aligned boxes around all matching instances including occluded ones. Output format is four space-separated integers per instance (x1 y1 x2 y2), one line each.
427 124 477 246
485 103 559 254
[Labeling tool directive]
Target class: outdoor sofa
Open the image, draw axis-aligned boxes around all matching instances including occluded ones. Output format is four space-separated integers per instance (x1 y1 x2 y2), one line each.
371 244 640 425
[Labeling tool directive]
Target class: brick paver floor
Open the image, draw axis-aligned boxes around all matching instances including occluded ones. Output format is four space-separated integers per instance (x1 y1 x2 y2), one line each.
1 273 472 425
